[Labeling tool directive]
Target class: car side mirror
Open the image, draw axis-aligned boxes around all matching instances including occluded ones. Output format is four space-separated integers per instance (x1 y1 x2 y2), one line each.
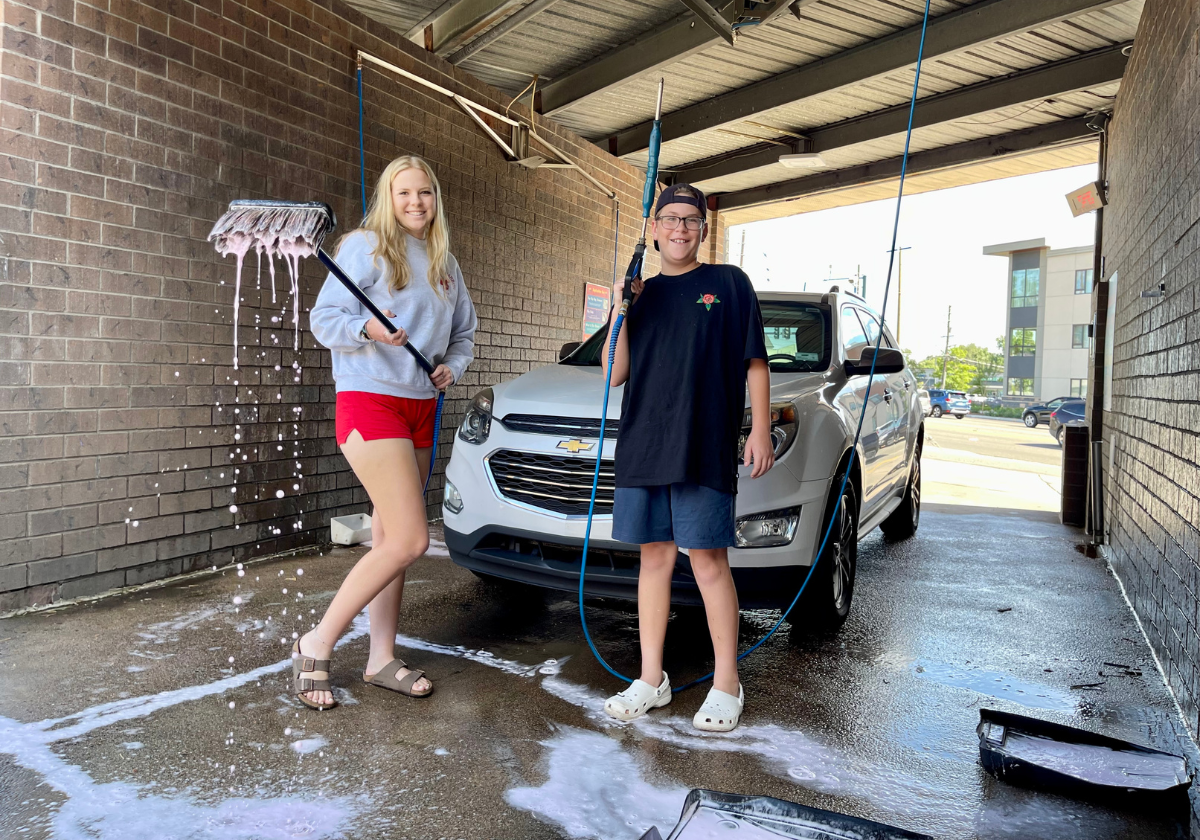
559 341 581 361
845 346 905 376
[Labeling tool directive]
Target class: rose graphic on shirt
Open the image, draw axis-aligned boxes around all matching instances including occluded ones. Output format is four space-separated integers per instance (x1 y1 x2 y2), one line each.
696 293 720 311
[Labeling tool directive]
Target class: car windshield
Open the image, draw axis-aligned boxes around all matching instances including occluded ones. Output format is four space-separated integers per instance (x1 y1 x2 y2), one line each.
562 299 832 373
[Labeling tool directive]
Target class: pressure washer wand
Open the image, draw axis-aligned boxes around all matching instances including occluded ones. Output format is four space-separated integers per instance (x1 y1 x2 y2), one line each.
620 78 665 309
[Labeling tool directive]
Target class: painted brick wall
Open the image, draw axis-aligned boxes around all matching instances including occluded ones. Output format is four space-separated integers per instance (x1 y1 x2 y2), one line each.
1101 0 1200 733
0 0 695 609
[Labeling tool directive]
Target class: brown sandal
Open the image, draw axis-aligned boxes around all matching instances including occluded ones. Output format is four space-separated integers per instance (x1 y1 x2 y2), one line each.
292 640 338 710
364 657 433 698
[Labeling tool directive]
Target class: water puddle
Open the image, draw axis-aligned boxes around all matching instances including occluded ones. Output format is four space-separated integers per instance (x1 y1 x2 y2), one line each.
912 659 1077 711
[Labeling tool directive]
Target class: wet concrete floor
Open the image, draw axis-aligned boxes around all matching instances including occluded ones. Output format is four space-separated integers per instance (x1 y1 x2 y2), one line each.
0 510 1196 839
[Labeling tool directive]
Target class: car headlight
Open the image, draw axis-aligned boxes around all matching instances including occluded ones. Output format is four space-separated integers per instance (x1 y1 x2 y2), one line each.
458 387 493 445
443 479 463 514
735 507 800 548
737 402 798 460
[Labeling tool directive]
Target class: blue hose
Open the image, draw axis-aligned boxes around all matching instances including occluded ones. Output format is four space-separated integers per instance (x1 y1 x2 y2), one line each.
357 65 367 217
579 0 934 692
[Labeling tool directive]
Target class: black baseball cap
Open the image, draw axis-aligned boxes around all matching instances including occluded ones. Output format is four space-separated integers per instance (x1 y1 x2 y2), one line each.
655 183 707 217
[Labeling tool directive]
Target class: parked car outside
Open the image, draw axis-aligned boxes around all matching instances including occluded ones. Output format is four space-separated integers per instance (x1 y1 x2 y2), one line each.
917 388 931 417
1048 399 1087 445
1022 396 1074 428
442 289 925 630
927 389 971 419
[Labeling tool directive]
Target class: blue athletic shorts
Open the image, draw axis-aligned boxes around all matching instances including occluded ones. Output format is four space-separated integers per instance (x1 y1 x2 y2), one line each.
611 482 736 550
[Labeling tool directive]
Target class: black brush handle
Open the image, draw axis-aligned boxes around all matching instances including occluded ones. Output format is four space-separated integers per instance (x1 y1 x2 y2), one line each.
317 248 435 374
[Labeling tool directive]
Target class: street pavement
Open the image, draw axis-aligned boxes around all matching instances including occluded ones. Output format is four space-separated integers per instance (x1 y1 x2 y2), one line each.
923 414 1064 514
1 417 1196 840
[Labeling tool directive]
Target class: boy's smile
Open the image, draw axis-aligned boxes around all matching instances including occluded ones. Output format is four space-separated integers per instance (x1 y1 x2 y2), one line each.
652 201 707 274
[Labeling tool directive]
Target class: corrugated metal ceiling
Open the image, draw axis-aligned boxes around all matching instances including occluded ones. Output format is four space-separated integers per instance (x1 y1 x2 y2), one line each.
341 0 1139 215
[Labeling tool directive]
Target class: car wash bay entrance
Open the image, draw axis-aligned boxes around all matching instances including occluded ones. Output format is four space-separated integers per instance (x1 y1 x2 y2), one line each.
1 0 1199 836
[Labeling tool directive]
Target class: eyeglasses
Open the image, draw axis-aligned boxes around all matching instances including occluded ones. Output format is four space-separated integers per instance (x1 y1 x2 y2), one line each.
655 215 705 231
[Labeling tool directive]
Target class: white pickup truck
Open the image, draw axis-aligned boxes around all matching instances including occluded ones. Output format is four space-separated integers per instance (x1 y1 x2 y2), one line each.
441 288 924 630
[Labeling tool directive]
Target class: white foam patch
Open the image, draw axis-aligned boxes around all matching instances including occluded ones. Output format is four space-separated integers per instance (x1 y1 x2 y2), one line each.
536 677 944 825
0 716 353 840
290 736 328 755
506 727 687 840
394 633 566 678
121 742 143 750
425 538 450 558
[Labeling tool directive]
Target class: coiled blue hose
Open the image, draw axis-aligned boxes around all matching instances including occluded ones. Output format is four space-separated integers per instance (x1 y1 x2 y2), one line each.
579 0 934 693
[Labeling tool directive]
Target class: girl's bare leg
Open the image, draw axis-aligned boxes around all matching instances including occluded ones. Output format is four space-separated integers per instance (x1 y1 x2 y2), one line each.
637 541 677 686
365 446 432 681
297 432 430 707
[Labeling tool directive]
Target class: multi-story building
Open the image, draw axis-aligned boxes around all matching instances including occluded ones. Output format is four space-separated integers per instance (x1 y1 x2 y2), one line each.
983 239 1095 402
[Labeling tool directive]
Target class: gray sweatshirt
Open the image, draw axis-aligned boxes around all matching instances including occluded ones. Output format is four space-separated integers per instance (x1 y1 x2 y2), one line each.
309 230 477 399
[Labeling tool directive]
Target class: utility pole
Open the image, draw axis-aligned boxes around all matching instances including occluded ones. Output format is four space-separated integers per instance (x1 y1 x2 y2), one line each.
940 305 952 389
738 229 746 268
887 245 911 343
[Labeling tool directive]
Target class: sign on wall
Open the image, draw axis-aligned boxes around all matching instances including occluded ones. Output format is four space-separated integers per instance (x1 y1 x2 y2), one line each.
583 282 611 340
1065 181 1107 217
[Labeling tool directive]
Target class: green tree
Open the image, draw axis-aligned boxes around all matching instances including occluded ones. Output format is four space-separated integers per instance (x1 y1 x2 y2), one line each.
914 341 1003 393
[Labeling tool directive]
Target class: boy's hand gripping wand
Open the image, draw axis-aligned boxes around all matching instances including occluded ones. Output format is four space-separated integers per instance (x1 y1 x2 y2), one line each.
578 79 665 686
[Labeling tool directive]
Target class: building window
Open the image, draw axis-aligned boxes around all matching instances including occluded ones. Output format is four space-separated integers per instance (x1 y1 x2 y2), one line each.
1010 268 1040 308
1072 324 1090 349
1008 378 1035 396
1074 269 1094 295
1071 379 1088 398
1009 328 1037 356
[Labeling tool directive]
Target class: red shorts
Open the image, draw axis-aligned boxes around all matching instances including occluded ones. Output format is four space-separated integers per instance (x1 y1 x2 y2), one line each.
335 391 438 447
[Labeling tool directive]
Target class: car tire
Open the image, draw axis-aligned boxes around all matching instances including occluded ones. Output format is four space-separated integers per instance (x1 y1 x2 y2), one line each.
955 414 964 420
881 447 921 541
931 406 943 418
1056 426 1065 446
1023 413 1038 428
795 473 858 633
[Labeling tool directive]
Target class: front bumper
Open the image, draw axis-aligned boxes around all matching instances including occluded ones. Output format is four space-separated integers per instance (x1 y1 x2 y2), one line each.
442 422 831 607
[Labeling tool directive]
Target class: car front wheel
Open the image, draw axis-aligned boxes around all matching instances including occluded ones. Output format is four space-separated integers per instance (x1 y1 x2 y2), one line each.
931 406 943 418
882 446 921 541
796 473 858 633
1023 413 1037 427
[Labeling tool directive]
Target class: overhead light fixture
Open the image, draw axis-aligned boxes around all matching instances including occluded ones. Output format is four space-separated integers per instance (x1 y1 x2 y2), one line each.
778 152 825 169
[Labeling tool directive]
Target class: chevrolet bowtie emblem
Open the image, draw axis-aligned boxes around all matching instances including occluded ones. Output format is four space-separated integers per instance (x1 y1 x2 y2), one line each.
556 438 595 454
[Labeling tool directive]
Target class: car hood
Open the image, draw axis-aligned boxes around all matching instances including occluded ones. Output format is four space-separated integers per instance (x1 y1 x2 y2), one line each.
491 363 829 420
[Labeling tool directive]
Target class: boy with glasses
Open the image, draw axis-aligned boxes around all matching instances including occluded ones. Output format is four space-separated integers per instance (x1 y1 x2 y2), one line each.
602 183 772 731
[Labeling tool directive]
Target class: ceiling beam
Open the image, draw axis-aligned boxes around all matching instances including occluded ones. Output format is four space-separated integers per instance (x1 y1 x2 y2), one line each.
676 0 737 45
448 0 566 64
611 0 1123 158
536 11 715 116
675 43 1127 184
426 0 525 56
715 117 1097 211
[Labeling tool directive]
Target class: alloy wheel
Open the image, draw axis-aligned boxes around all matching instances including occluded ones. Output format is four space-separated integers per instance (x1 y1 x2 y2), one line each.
830 492 854 610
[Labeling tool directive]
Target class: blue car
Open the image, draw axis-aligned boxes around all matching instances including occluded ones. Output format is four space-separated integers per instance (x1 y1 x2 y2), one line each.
927 389 971 419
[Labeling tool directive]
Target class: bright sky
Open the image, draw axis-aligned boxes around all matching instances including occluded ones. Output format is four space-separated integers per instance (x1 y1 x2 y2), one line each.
730 163 1098 360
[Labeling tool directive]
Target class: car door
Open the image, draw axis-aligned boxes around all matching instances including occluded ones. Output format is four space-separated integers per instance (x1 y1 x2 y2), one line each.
838 306 889 513
856 308 909 491
1040 398 1065 422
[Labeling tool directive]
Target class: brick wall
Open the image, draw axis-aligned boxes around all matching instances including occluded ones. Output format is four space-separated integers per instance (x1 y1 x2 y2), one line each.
0 0 660 609
1100 0 1200 733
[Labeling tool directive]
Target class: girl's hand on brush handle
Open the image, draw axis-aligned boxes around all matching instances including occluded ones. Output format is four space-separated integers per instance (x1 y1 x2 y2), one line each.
367 311 408 346
429 364 453 390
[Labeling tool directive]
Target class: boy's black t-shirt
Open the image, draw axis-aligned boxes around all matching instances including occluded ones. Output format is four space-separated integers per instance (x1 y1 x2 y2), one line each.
616 263 767 494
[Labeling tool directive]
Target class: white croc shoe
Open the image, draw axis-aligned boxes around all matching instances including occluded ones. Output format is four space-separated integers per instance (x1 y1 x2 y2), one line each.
693 684 744 732
604 672 672 721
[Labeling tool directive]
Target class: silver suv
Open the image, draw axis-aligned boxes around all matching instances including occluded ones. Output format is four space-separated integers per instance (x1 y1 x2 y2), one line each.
442 289 924 630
